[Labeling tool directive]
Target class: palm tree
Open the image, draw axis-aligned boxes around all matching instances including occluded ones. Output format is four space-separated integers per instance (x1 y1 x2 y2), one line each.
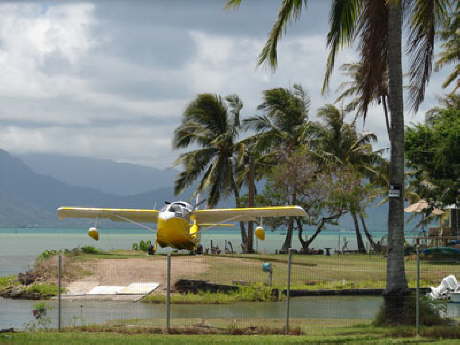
316 104 383 253
173 93 249 247
227 0 449 302
243 84 318 252
336 62 390 139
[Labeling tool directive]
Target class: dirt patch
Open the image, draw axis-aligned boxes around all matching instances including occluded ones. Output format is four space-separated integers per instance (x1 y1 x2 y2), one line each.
65 256 211 295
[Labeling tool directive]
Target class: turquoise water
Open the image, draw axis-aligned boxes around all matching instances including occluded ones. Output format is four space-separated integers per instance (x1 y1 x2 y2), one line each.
0 227 383 276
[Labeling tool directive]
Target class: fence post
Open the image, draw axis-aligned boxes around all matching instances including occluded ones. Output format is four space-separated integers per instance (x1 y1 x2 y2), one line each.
416 238 420 336
58 255 62 331
285 248 293 334
166 253 171 332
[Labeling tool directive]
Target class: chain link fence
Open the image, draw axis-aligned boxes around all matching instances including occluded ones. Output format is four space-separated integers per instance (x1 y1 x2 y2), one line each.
15 242 460 333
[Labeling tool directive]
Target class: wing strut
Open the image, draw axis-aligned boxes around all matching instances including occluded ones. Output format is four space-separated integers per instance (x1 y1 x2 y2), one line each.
111 214 156 232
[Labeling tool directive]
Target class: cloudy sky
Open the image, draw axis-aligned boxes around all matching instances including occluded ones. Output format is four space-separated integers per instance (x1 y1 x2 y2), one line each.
0 0 452 168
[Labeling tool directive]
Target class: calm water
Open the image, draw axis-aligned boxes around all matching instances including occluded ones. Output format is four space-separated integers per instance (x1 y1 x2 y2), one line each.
0 296 383 329
0 227 384 277
2 296 460 330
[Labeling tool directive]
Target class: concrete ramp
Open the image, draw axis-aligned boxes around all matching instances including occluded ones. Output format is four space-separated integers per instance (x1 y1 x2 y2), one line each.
86 282 159 295
117 282 159 295
88 285 125 295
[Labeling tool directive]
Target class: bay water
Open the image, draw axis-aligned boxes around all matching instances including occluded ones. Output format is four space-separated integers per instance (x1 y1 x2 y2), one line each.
0 227 386 276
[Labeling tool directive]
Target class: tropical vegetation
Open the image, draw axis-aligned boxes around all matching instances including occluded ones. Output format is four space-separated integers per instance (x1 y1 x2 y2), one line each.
405 94 460 207
225 0 455 314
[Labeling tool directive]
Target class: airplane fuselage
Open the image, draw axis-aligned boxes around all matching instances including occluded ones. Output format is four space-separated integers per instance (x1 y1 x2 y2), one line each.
156 201 199 250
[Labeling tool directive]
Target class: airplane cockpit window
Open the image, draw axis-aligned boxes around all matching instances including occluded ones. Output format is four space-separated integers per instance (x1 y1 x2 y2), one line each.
163 202 191 219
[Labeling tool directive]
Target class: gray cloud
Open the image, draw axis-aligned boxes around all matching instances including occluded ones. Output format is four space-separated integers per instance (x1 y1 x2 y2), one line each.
0 0 453 169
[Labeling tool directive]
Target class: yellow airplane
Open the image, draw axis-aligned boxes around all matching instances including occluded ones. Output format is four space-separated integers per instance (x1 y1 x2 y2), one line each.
57 201 306 254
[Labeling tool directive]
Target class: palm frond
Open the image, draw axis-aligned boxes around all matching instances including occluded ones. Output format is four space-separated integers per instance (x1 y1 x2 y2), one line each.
173 120 213 149
322 0 362 93
356 0 389 122
173 148 217 195
225 0 243 10
258 0 309 69
407 0 449 111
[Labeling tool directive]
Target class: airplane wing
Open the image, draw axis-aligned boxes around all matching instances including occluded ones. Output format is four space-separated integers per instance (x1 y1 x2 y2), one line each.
192 206 306 224
57 207 159 223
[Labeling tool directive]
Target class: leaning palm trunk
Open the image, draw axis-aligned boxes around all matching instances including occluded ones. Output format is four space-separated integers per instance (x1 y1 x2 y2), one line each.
246 155 256 253
385 0 408 302
280 218 294 253
280 192 297 253
232 178 248 251
360 215 382 253
352 212 366 253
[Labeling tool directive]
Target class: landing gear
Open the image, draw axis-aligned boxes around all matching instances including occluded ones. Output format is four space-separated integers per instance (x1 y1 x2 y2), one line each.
189 244 203 256
147 241 158 255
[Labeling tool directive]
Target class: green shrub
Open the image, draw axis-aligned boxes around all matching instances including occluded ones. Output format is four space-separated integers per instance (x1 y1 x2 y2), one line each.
24 283 64 297
143 286 276 304
132 240 152 252
81 246 102 254
373 294 449 326
0 275 19 291
36 249 60 262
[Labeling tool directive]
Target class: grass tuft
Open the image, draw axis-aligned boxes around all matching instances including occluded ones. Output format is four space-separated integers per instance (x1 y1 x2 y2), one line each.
143 286 276 304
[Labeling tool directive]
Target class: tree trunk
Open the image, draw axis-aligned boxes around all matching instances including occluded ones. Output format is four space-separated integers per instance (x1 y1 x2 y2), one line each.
280 218 294 253
246 155 256 253
232 178 247 251
297 218 307 249
281 191 296 253
298 214 342 250
360 215 381 252
385 1 408 295
352 212 366 253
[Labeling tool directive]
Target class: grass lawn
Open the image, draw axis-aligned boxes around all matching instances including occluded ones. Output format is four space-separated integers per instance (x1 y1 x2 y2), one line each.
194 253 460 290
30 249 460 291
3 323 460 345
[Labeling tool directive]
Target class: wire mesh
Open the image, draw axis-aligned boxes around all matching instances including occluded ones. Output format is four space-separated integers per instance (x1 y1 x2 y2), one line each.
42 239 460 333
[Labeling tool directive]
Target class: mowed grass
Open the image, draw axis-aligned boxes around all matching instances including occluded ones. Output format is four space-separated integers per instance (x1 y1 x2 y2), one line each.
4 323 460 345
191 253 460 289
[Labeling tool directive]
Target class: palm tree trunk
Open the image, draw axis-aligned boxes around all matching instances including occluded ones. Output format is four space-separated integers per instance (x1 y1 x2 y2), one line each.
352 212 366 253
281 191 296 253
232 178 247 251
246 155 256 253
385 1 408 296
360 215 381 252
280 218 294 253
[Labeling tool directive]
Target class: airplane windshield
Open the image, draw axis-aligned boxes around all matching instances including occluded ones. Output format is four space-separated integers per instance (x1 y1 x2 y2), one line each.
162 202 191 219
